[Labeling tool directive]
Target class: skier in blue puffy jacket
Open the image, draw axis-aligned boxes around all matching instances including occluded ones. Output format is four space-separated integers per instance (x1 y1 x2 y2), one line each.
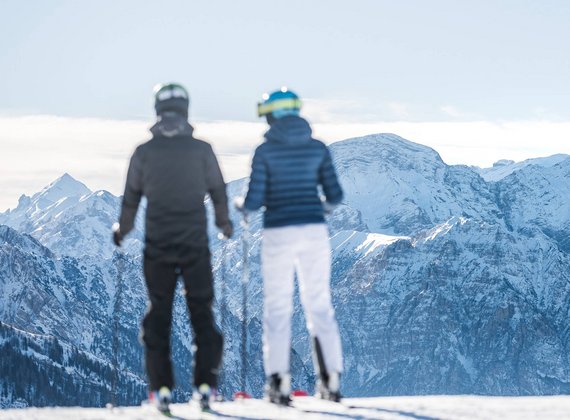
240 87 344 404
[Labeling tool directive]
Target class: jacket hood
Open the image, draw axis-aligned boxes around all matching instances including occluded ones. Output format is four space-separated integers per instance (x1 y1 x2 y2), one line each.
150 112 194 138
265 116 312 144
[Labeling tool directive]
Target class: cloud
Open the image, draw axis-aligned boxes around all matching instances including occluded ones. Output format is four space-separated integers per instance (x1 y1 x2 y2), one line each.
303 98 415 123
312 120 570 167
386 102 411 119
302 98 365 124
1 114 570 212
194 121 264 155
439 105 476 119
0 115 264 211
0 115 148 210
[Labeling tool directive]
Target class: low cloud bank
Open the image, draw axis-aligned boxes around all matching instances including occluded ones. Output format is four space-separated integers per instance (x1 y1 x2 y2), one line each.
1 114 569 211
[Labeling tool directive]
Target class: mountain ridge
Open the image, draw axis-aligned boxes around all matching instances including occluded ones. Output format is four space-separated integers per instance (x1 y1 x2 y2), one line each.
1 133 570 407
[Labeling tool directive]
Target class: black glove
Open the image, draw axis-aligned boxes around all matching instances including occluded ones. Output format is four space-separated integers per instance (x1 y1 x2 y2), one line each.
112 223 123 247
220 221 234 239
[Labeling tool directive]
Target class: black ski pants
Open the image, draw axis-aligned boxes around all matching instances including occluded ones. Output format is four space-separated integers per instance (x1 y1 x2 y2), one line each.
142 247 223 391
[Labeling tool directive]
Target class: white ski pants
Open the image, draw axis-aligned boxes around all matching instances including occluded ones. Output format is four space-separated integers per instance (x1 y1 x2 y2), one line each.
261 223 343 376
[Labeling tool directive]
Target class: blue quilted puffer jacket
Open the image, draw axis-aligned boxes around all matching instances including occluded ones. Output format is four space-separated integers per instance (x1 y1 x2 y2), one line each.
244 115 343 228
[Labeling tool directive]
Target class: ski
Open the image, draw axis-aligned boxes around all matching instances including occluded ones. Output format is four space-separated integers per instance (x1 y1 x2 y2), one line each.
290 395 352 418
141 405 176 418
200 408 223 420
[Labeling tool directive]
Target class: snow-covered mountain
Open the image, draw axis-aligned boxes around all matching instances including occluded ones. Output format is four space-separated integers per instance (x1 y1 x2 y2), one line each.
330 134 502 235
475 154 570 182
2 133 570 408
0 174 143 259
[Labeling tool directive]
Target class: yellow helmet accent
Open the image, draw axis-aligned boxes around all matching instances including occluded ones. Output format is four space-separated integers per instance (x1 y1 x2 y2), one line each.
257 98 302 117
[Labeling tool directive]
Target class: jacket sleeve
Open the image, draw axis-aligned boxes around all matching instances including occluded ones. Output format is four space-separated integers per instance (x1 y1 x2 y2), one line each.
119 147 144 235
205 144 230 228
243 146 267 211
319 146 343 205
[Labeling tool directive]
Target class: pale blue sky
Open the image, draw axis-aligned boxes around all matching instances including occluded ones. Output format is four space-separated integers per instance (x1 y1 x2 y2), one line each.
1 0 569 121
1 1 570 211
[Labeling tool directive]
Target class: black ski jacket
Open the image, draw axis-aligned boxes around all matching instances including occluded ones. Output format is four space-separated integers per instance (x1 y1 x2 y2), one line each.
119 113 229 262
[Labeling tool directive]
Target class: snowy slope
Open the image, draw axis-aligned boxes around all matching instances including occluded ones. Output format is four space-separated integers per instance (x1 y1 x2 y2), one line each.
2 395 570 419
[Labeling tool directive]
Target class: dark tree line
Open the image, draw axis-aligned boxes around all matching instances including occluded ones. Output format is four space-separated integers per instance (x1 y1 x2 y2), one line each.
0 322 146 407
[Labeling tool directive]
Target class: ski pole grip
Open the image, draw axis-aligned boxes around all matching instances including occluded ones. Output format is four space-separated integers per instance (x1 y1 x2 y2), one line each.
240 214 249 229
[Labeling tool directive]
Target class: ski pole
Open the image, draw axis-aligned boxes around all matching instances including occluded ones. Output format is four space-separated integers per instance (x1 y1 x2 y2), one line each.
240 214 250 395
219 236 228 350
216 232 229 400
111 249 125 408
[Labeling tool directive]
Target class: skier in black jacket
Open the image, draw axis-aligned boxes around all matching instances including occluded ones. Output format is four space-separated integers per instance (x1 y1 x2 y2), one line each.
113 83 232 412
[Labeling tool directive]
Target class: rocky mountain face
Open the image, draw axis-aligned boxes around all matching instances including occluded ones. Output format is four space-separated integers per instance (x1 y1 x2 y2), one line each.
0 173 144 259
1 133 570 407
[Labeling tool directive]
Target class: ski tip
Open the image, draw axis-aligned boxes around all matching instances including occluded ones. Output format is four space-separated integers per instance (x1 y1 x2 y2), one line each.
291 389 309 397
233 391 252 400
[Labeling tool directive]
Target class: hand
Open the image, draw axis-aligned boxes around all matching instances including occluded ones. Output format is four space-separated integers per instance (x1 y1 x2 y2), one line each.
112 223 123 247
234 196 246 213
323 201 338 215
220 221 234 239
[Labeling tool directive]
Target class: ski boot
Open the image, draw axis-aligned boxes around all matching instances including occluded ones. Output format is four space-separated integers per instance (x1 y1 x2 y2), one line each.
265 372 291 406
316 371 341 402
148 386 172 415
193 383 213 411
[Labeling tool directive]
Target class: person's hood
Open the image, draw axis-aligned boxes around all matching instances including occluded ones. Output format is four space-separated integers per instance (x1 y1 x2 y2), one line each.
150 112 194 138
264 116 312 144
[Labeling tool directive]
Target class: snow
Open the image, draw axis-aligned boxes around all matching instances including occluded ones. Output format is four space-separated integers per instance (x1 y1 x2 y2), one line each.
476 154 570 182
331 231 409 258
2 396 570 419
355 233 409 257
0 173 144 259
30 173 92 212
455 351 476 381
415 217 467 243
